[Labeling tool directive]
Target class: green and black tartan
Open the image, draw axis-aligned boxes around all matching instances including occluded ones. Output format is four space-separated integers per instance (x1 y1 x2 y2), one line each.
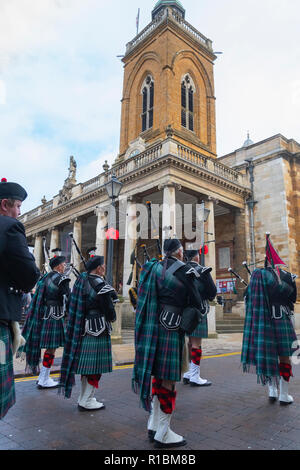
189 316 208 338
40 314 65 350
21 273 66 373
60 273 113 399
0 324 15 420
76 333 112 375
132 259 184 411
152 324 184 381
241 269 297 385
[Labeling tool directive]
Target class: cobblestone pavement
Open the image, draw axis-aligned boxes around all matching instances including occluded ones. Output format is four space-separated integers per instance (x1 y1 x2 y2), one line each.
2 351 300 451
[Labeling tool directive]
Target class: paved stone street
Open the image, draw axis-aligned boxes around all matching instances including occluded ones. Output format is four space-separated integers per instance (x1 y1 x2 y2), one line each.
2 338 300 451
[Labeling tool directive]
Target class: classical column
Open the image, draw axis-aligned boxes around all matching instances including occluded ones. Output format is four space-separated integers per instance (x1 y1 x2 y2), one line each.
95 208 108 262
205 199 216 282
234 207 248 301
160 183 179 247
33 234 43 270
50 227 60 253
123 198 137 297
72 218 82 272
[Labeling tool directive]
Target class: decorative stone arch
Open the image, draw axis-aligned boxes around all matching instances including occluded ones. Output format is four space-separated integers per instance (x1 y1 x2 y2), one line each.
123 51 161 99
121 52 161 152
171 50 214 97
171 50 215 147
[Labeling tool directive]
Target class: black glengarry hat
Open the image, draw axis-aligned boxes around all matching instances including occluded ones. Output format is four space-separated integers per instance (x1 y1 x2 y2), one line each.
49 248 66 270
86 255 105 272
0 178 27 201
163 238 182 256
185 249 199 261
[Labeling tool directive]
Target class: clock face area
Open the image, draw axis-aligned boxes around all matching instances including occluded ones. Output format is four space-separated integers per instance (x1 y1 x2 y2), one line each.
129 149 140 158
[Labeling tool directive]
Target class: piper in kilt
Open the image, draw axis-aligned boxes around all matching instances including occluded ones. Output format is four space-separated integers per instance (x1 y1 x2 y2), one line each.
22 250 70 389
241 234 298 405
0 178 40 419
132 239 202 449
59 255 116 412
182 250 217 387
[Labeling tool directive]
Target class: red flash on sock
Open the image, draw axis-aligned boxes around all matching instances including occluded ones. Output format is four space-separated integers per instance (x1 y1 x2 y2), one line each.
156 385 177 414
87 375 101 388
42 353 55 369
279 363 293 383
191 348 202 365
152 377 162 396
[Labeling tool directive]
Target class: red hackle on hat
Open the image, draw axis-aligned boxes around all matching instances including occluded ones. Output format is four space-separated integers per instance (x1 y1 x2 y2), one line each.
1 178 7 183
265 233 286 280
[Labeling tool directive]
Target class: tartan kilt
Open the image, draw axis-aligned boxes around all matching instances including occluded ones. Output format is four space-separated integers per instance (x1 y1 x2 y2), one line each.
0 324 16 420
76 332 112 375
190 316 208 338
40 314 65 349
272 315 298 357
151 324 185 382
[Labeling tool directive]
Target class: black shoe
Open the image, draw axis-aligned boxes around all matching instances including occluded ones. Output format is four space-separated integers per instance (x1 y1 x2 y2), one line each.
190 380 212 387
279 400 293 406
78 404 106 412
154 439 187 449
37 384 59 390
183 378 190 385
148 430 155 442
269 397 277 403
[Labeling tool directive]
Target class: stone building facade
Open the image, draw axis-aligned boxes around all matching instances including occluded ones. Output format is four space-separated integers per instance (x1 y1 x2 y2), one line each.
19 1 300 321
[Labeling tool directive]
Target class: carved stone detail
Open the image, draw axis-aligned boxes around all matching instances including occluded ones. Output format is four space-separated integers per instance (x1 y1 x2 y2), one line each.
58 156 77 205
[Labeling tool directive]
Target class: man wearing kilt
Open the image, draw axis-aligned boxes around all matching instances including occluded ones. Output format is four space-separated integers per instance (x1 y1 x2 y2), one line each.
0 178 40 419
241 234 298 405
22 250 70 388
182 250 217 387
132 239 202 449
59 255 116 411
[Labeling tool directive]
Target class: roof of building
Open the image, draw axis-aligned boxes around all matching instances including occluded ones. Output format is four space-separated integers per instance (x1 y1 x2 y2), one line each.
242 132 254 148
152 0 185 20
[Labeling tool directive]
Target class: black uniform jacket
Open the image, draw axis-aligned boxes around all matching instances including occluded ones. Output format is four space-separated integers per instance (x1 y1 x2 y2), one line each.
187 261 217 302
0 216 40 322
159 257 203 309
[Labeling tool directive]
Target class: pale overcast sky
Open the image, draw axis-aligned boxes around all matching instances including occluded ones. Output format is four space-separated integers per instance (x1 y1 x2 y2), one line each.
0 0 300 213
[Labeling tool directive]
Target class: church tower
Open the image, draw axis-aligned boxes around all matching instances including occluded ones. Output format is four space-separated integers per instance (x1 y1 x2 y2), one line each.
118 0 217 161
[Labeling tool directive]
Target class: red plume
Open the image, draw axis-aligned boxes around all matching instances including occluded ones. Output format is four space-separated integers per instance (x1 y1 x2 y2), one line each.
1 178 7 183
265 233 286 268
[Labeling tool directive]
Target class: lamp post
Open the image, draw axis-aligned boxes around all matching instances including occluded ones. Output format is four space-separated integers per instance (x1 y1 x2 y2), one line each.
199 201 210 266
105 173 123 286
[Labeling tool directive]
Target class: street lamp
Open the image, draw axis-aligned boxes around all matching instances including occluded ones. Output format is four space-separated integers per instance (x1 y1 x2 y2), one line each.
105 173 123 286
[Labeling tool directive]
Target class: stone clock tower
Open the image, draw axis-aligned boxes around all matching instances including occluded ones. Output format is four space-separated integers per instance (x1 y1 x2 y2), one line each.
118 0 217 161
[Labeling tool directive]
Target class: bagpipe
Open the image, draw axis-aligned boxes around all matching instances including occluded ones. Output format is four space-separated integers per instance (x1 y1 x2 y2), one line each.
126 201 164 310
42 236 51 275
68 232 88 273
126 200 163 287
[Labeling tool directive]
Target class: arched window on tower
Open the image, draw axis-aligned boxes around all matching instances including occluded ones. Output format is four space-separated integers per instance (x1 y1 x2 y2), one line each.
181 75 195 132
141 75 154 132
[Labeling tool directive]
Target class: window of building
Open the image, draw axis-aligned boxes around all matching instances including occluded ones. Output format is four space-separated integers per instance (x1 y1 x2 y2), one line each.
181 75 195 132
141 75 154 132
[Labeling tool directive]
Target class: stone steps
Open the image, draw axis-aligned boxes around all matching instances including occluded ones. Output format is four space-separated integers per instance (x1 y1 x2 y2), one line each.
216 316 245 334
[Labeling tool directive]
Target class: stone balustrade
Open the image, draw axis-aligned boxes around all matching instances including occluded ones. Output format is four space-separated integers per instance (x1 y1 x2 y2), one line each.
126 7 213 56
20 140 248 225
